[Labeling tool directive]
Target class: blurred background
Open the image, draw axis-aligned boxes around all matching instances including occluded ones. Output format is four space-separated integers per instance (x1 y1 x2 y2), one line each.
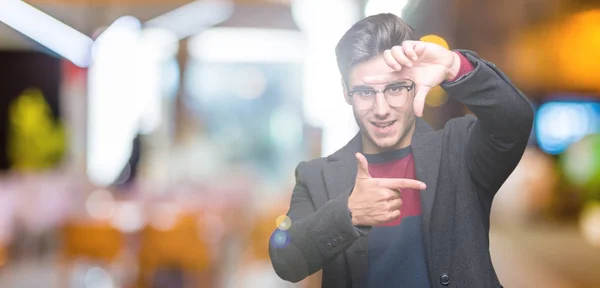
0 0 599 287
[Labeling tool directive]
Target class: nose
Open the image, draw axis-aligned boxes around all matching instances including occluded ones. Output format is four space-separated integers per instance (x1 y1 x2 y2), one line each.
373 92 391 117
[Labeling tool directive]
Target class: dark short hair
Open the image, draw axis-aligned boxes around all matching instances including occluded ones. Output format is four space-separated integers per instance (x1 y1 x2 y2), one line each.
335 13 418 84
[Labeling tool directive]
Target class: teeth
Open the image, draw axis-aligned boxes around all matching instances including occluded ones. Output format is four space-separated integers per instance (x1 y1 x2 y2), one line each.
374 122 393 128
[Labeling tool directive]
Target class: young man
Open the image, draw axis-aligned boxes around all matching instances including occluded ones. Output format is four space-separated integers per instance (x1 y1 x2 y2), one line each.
269 13 533 288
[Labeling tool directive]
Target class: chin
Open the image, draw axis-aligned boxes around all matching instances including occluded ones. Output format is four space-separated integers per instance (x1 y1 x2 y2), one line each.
371 135 402 151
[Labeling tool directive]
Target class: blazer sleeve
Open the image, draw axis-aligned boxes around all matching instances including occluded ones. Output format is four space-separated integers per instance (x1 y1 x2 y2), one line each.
441 50 535 205
269 161 364 283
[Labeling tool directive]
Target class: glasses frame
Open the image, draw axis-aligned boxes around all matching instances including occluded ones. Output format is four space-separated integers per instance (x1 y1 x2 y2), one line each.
347 82 415 110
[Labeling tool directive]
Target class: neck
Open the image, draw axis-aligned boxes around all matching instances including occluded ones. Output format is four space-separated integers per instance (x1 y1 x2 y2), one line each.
362 120 416 154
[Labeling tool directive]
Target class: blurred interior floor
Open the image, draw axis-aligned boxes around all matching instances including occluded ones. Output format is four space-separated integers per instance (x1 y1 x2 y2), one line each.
490 223 600 288
0 224 599 288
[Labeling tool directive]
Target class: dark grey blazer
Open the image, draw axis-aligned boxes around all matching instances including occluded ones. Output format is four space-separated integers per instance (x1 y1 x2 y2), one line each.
269 50 534 288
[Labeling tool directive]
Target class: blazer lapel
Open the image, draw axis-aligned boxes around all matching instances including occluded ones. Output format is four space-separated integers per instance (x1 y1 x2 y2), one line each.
322 134 370 285
320 119 441 285
411 119 442 268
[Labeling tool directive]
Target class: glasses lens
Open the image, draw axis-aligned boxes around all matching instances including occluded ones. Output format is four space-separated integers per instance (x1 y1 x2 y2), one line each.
353 90 375 109
385 86 410 107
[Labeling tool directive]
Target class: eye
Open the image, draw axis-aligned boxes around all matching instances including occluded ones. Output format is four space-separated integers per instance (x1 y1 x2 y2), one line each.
386 86 407 95
355 90 376 97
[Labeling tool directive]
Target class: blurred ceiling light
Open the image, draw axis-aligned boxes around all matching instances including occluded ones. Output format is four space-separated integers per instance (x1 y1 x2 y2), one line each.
87 16 142 187
93 15 141 49
0 0 93 67
365 0 410 17
188 28 305 62
139 27 179 62
291 0 360 156
145 0 234 40
291 0 358 34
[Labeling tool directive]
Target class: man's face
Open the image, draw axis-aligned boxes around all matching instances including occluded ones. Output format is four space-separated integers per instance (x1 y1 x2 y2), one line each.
344 56 416 154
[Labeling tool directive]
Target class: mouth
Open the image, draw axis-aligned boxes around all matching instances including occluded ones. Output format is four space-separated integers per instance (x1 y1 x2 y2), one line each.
370 120 396 134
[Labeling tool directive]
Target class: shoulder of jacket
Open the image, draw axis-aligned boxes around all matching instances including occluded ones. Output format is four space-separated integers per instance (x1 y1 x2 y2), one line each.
297 157 327 172
443 114 478 135
296 157 327 174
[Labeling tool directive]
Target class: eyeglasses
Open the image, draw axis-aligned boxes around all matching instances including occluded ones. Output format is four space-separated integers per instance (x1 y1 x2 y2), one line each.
347 82 415 110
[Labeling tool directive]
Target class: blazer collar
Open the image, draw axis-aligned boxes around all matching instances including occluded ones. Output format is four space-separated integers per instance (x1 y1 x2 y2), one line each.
322 118 441 285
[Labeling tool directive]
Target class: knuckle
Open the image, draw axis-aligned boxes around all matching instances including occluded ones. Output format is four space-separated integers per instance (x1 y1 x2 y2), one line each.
386 202 394 211
386 191 395 200
373 179 382 187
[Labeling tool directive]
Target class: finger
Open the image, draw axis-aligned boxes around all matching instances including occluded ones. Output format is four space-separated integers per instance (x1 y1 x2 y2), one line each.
388 198 403 211
387 209 401 221
401 42 418 62
378 178 426 190
355 153 371 179
383 49 402 71
412 41 427 56
413 85 431 118
390 46 413 68
381 188 401 200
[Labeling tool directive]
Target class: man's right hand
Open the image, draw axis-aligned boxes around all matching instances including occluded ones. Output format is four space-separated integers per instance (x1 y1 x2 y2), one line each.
348 153 427 226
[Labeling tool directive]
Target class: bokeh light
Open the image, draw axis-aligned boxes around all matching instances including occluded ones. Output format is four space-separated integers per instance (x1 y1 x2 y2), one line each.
580 202 600 247
109 202 145 233
270 229 290 249
561 134 600 197
420 34 450 50
85 189 116 220
84 266 115 288
424 86 448 107
149 202 180 231
275 215 291 231
536 101 600 155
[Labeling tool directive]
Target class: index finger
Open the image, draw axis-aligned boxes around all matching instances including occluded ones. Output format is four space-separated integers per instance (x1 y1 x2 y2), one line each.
378 178 427 190
413 85 431 118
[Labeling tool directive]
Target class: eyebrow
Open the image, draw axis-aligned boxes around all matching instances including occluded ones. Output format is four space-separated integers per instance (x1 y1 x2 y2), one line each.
350 80 412 91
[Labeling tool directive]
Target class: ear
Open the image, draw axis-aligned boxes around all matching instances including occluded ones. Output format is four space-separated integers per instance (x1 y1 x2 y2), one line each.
341 79 352 106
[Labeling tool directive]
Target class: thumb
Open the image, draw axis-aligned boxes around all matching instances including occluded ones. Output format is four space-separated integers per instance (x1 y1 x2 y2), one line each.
355 153 371 179
413 85 431 118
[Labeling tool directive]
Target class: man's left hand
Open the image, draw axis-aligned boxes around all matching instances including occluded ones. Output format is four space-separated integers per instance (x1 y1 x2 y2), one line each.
363 41 461 117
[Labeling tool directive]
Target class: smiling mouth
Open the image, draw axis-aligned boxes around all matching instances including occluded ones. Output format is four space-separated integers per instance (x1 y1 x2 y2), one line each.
371 120 396 129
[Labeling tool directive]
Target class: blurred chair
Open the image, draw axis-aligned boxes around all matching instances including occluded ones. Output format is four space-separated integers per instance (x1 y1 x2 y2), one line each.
137 213 213 288
0 243 6 269
237 196 321 288
59 221 125 287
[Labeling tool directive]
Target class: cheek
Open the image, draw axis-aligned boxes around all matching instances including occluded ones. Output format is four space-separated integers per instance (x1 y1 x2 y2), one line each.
353 107 369 123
